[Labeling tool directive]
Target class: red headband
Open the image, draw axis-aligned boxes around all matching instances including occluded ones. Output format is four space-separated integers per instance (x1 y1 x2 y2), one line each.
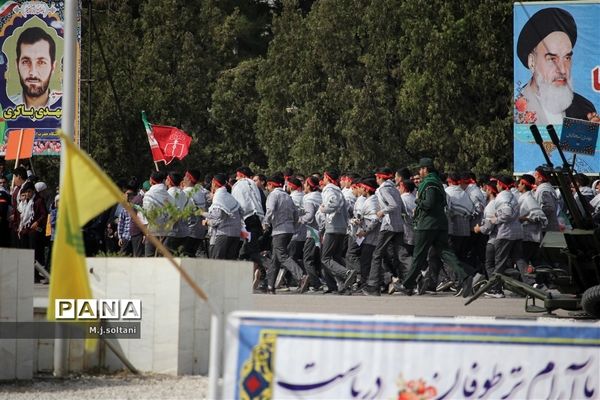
324 172 338 184
150 177 159 185
360 183 377 193
461 178 474 185
287 181 301 191
212 178 224 188
185 171 197 185
307 179 318 189
166 175 174 187
268 180 283 188
519 179 534 189
486 185 498 195
497 180 511 191
447 178 460 186
535 170 549 182
375 173 393 180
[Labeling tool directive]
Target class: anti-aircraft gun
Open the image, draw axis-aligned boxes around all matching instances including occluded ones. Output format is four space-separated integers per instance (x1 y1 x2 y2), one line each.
466 124 600 318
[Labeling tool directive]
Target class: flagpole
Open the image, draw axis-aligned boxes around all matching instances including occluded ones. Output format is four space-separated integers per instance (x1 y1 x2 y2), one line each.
54 0 77 378
154 161 160 171
9 129 24 191
119 199 222 397
13 129 24 169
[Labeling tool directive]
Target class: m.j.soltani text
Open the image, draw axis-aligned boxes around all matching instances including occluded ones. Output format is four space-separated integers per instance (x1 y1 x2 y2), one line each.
88 325 138 336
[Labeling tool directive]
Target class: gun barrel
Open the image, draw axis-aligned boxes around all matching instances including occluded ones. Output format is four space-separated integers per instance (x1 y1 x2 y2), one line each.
529 125 553 166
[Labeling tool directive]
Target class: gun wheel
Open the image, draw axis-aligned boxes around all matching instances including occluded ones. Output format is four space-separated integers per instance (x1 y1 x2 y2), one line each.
581 285 600 319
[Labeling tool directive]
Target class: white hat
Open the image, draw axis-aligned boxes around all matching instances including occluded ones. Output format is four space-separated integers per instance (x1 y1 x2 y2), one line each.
34 182 47 192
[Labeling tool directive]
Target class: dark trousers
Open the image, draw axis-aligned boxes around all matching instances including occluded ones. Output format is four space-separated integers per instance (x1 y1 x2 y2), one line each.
289 239 305 268
492 239 520 275
184 237 202 257
164 236 186 255
368 231 411 287
118 239 133 256
131 234 144 257
485 242 495 280
468 232 488 275
449 235 470 263
403 229 474 289
211 236 240 260
346 235 361 273
267 233 304 288
321 233 349 280
427 246 447 286
303 238 322 288
359 243 375 286
239 215 264 266
210 235 240 260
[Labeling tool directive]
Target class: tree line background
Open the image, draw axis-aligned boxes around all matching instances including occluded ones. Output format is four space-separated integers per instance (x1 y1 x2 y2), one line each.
81 0 514 181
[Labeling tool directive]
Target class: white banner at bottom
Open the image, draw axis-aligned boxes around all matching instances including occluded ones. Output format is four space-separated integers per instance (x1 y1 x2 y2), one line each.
223 312 600 400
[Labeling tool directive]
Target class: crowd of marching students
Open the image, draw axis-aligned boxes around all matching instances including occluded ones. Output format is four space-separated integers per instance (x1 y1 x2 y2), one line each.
1 158 597 297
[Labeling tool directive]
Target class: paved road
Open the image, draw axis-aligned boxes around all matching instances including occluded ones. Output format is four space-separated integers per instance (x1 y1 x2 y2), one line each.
252 291 594 321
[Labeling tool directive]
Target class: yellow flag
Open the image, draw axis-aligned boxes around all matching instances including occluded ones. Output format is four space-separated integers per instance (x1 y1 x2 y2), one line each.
47 132 123 323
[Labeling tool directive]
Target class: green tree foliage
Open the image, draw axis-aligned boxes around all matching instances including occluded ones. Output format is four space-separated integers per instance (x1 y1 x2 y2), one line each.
82 0 514 180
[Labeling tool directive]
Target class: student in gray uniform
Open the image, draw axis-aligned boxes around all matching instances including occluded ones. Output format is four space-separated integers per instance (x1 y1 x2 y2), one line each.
355 178 381 290
299 176 323 289
142 171 174 257
365 167 411 296
345 178 364 279
486 176 523 297
319 169 357 294
445 172 475 265
534 166 560 232
516 174 547 285
474 179 499 291
182 169 209 257
203 174 243 260
231 166 268 286
263 175 309 294
287 177 306 268
165 172 190 254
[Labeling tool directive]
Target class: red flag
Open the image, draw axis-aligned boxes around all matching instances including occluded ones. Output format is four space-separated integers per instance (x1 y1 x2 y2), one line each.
142 111 192 164
152 125 192 164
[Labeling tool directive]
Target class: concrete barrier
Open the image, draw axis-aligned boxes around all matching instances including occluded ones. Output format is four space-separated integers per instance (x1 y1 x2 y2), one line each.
0 248 34 380
30 257 254 375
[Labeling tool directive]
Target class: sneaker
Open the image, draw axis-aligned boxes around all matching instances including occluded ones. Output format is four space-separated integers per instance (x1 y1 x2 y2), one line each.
252 269 261 290
361 286 381 296
388 277 399 295
267 286 276 295
454 287 464 297
393 282 414 296
436 280 454 292
417 276 431 296
275 269 286 289
341 270 357 291
461 276 474 298
298 274 310 294
484 290 505 299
